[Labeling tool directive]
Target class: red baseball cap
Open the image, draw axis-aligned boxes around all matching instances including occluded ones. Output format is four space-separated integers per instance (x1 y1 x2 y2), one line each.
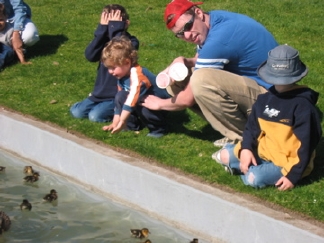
164 0 203 29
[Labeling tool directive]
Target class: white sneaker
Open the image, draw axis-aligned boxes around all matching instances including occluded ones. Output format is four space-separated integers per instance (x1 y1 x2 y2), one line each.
211 149 234 175
213 137 235 147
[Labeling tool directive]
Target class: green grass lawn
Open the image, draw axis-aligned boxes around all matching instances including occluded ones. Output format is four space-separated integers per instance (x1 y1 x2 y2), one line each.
1 0 324 223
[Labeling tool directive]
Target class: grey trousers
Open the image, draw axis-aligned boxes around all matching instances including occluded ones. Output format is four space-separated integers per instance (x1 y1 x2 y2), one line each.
190 68 267 141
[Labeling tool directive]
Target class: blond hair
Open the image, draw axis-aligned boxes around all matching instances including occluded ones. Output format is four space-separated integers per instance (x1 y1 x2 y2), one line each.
101 36 138 67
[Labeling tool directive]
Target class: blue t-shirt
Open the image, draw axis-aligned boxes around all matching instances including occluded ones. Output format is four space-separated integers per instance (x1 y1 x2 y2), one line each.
195 10 278 89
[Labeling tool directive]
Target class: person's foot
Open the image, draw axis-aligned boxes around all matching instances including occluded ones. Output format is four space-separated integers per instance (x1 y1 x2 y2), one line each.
212 149 234 175
213 137 236 147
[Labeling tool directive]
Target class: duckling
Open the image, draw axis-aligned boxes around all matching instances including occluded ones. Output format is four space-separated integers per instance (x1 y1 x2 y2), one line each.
0 211 11 234
190 239 199 243
20 199 32 211
130 228 150 239
43 189 58 202
23 166 34 175
0 166 5 172
142 240 152 243
24 171 40 183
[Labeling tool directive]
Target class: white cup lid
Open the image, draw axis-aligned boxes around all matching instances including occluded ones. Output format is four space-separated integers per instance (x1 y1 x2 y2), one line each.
156 72 171 89
168 62 188 81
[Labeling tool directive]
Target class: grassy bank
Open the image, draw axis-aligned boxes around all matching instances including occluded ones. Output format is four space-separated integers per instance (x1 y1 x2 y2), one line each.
1 0 324 223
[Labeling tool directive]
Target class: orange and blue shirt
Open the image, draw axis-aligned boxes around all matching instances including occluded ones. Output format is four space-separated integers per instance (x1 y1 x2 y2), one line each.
116 65 171 114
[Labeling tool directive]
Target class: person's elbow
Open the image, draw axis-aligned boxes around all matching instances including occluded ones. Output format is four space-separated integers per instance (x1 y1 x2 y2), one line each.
183 97 196 107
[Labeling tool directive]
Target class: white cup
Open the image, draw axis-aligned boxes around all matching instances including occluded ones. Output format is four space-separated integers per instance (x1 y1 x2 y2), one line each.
156 72 171 89
168 62 188 81
156 62 189 89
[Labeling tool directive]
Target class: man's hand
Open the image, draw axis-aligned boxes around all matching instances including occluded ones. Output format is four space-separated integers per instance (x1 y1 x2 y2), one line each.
140 95 162 110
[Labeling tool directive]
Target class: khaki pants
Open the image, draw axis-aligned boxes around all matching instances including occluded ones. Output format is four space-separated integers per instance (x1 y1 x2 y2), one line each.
190 68 267 141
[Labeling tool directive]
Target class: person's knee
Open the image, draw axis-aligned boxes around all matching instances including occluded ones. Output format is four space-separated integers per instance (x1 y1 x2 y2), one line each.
70 109 83 119
21 21 40 46
190 69 224 96
23 32 40 46
245 171 265 188
70 105 84 119
219 149 230 164
88 113 102 122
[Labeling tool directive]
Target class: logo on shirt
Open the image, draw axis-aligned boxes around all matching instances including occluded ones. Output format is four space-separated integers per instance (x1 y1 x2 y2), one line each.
263 105 280 118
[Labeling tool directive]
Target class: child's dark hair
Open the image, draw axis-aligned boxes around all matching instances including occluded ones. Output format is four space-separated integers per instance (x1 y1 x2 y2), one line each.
0 3 6 17
103 4 129 21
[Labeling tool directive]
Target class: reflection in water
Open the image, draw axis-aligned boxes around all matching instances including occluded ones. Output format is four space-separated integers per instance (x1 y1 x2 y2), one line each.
0 150 205 243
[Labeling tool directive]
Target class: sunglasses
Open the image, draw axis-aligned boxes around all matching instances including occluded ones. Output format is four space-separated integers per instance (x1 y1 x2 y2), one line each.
175 13 195 38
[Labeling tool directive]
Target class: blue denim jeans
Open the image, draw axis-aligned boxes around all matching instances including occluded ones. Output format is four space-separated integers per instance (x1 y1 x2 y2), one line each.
0 44 15 69
224 144 283 188
70 98 114 123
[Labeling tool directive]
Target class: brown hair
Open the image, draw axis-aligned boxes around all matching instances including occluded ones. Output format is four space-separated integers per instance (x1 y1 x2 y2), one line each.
0 3 7 18
103 4 129 21
101 36 138 67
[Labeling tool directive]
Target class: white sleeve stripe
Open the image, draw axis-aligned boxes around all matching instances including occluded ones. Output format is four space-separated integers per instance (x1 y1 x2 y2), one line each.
195 64 224 69
196 58 230 64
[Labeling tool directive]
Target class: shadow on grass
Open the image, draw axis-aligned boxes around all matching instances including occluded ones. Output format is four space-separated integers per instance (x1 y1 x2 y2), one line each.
26 34 69 58
2 34 68 70
166 109 222 142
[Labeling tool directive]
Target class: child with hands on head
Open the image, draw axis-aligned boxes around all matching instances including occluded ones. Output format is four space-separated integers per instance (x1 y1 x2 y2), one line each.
213 44 322 191
70 4 140 125
101 36 171 138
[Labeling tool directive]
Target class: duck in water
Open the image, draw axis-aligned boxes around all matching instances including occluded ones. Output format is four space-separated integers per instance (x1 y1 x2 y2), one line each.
23 166 34 175
0 166 5 172
20 199 32 211
24 171 40 183
43 189 58 202
0 211 11 234
130 228 150 239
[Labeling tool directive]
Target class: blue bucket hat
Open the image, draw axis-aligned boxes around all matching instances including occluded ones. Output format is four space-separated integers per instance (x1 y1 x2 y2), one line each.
257 44 308 85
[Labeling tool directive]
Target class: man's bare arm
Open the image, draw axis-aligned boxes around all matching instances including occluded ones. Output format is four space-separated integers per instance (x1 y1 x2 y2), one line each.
141 84 195 111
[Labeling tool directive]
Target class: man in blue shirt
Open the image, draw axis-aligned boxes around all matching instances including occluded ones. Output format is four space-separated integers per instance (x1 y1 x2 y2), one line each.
141 0 278 148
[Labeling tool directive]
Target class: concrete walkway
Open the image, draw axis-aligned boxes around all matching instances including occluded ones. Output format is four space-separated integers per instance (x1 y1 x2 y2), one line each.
0 109 323 243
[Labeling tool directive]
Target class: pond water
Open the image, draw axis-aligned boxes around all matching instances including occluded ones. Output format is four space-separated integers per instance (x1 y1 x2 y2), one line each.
0 150 206 243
